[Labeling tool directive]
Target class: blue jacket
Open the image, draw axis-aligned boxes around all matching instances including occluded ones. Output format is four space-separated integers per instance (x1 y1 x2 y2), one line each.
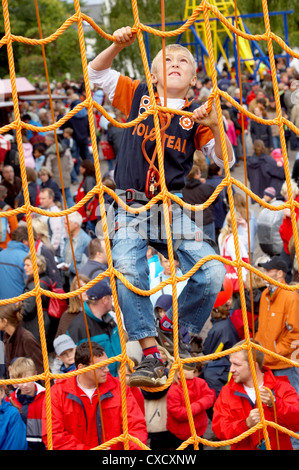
0 399 28 450
67 302 121 377
0 240 29 299
63 229 91 276
201 317 239 396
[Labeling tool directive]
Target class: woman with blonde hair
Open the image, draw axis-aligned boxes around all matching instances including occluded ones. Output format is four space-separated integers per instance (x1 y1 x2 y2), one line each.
233 192 257 260
31 217 50 246
31 216 63 288
21 253 53 349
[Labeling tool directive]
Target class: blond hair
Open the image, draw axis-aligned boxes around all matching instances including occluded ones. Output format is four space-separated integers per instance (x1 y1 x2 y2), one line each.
151 44 196 75
31 217 50 244
24 253 47 274
9 357 37 379
281 179 299 199
68 274 90 313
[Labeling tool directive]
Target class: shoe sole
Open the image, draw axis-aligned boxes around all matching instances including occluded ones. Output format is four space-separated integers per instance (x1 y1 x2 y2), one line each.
129 374 167 388
158 345 197 371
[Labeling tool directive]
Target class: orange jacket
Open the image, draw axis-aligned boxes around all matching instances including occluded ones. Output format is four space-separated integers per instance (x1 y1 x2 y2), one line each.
256 284 299 369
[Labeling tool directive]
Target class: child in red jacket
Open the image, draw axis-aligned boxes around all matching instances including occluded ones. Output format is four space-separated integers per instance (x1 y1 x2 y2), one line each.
8 356 45 451
166 367 216 449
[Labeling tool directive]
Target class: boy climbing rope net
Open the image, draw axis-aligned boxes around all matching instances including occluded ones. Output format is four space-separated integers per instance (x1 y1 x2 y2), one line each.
88 26 235 387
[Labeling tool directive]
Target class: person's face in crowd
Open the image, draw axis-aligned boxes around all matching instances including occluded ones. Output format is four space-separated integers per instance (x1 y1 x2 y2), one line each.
2 166 14 183
262 268 283 288
254 143 264 156
24 259 33 277
229 351 252 385
78 354 109 387
39 172 49 183
156 307 166 319
254 107 262 117
160 256 171 276
44 135 54 147
39 191 53 209
263 194 272 203
58 347 76 368
64 218 78 236
14 372 36 396
33 149 43 159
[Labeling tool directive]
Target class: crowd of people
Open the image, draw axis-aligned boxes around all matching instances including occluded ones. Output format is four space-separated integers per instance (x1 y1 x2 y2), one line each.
1 32 299 450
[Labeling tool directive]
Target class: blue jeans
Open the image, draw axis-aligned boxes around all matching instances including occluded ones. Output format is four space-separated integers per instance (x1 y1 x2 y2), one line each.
111 203 225 342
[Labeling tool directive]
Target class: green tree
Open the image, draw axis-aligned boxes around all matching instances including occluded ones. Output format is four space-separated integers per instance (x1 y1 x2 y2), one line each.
0 0 85 81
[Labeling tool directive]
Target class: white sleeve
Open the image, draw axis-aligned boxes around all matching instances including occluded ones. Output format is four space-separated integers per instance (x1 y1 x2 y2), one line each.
201 138 235 169
88 64 120 103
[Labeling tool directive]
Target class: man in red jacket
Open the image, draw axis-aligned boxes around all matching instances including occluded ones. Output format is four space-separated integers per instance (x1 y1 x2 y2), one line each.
42 342 148 450
212 341 299 450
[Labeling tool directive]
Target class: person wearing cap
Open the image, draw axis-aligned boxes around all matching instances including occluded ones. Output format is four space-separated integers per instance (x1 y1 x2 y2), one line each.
257 186 284 257
66 280 121 377
154 294 191 362
53 334 76 374
256 255 299 449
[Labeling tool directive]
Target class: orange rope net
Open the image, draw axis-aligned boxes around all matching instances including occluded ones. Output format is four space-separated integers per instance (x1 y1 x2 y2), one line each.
0 0 298 451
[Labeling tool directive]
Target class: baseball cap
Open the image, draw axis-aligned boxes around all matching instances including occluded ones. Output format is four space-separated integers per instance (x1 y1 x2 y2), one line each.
258 256 288 273
53 334 76 356
86 280 112 300
154 294 172 314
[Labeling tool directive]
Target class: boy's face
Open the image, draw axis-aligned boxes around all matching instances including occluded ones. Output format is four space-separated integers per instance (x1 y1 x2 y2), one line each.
58 347 76 367
33 149 41 159
15 372 36 396
39 173 49 183
151 49 197 99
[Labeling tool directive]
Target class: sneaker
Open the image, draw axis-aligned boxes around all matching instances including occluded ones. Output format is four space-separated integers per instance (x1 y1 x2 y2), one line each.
156 325 197 370
129 355 167 388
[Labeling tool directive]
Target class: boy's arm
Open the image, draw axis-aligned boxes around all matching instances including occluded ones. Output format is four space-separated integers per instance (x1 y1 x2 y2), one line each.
192 101 234 165
89 26 136 72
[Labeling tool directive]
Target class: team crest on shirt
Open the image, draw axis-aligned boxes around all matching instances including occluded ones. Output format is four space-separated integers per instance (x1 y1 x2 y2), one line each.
139 95 152 116
179 115 194 131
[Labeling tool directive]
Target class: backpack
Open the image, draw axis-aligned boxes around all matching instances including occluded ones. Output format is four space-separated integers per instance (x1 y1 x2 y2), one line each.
40 279 68 319
0 203 10 243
